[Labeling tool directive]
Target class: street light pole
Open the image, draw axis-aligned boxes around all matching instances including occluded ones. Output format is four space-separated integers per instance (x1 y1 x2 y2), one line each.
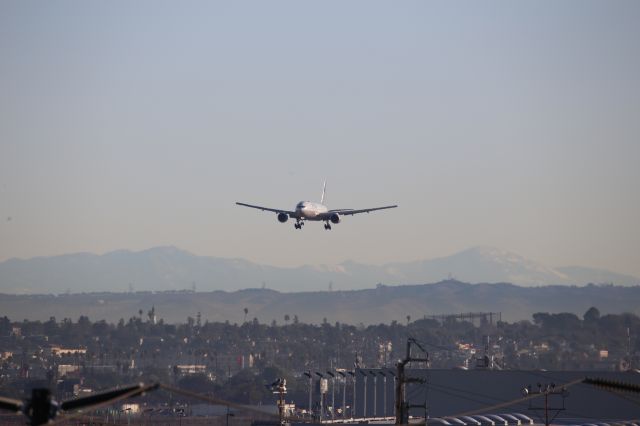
348 371 356 419
388 370 396 418
369 370 377 418
327 371 336 421
316 372 325 421
359 369 368 419
379 371 387 418
338 371 347 420
304 371 313 420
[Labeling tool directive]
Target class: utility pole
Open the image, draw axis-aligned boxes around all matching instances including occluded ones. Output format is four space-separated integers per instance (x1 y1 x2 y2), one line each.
522 383 568 426
395 338 429 425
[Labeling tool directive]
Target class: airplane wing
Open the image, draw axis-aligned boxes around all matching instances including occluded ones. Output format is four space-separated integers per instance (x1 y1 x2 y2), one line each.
236 202 297 216
329 205 397 216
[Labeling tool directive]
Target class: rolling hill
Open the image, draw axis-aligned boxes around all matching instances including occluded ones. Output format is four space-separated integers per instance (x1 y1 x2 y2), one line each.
0 280 638 324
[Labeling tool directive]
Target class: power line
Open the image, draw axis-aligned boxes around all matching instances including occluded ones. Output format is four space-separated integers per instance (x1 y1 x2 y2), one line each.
429 377 607 422
44 382 284 426
446 378 584 418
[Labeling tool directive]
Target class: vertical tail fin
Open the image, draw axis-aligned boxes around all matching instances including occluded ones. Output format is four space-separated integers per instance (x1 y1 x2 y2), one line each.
320 180 327 204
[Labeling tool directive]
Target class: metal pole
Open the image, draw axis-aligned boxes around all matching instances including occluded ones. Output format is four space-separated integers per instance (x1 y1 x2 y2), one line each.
226 368 234 426
310 376 313 420
278 389 283 426
351 372 356 420
363 375 367 419
372 372 377 418
342 374 347 419
380 372 387 418
545 392 549 426
320 388 324 421
304 371 313 420
332 376 335 420
316 372 325 421
327 371 336 421
391 373 396 418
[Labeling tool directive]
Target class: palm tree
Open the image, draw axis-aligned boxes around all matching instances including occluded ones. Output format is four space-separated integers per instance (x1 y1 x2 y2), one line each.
243 307 249 323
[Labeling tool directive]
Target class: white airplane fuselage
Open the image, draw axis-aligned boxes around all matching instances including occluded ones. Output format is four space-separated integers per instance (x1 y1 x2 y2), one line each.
295 201 328 220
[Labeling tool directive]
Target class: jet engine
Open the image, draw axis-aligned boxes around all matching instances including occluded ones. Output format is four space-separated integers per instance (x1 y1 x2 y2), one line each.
329 213 341 224
277 212 289 223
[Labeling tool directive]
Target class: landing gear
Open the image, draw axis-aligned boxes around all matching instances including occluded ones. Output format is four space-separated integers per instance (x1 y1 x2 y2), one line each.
294 221 304 230
324 222 332 230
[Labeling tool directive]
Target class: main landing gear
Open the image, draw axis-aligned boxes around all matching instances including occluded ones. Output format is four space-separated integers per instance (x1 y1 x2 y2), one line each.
324 222 332 230
294 221 304 229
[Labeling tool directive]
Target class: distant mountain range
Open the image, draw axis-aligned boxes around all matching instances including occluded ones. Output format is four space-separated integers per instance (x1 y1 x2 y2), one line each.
0 246 637 294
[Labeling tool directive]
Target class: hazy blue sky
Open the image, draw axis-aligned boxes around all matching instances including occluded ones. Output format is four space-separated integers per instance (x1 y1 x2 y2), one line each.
1 1 639 276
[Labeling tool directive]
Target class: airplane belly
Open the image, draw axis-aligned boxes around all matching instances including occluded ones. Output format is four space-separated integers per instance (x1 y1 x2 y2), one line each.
303 210 321 220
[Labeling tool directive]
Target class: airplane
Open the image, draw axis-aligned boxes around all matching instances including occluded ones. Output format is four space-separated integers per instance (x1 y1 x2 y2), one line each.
236 182 397 230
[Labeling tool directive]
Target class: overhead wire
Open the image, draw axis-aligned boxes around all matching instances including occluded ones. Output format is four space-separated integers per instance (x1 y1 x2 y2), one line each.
428 376 596 421
446 377 584 418
435 376 637 423
427 382 511 407
51 383 160 425
159 383 283 418
521 370 640 420
50 381 283 425
408 338 640 421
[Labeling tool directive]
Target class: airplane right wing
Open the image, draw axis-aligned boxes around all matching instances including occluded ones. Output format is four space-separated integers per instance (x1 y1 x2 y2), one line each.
236 202 297 217
329 205 398 216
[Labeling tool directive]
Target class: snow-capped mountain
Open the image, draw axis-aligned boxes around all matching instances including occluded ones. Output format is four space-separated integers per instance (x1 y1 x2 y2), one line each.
0 246 637 294
382 246 573 286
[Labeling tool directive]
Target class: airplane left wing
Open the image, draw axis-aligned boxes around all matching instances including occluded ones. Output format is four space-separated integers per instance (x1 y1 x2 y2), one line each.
236 202 296 216
329 205 397 216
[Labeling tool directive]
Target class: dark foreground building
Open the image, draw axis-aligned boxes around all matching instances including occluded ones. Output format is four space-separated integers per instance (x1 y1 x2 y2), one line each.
352 369 640 424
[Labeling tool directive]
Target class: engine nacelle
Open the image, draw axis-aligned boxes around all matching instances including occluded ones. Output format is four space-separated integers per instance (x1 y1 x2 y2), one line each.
277 212 289 223
329 213 341 224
